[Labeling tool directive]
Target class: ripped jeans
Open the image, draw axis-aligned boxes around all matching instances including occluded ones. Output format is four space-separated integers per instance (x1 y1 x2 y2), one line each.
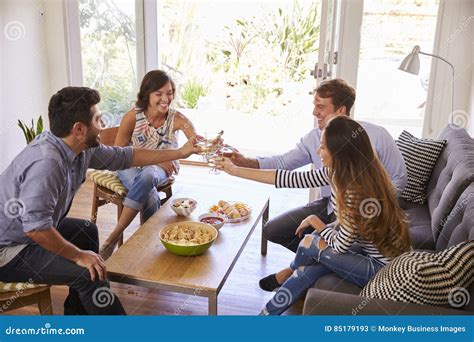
262 232 385 315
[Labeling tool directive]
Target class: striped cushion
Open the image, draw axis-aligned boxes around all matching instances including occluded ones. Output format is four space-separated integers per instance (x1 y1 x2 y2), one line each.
89 170 128 197
360 241 474 308
0 281 48 293
396 131 446 204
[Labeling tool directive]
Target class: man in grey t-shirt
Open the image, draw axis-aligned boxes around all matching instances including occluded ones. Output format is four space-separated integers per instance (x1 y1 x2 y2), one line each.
0 87 200 315
225 79 407 253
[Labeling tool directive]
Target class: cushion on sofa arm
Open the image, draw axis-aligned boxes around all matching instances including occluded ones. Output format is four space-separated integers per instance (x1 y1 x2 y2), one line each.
360 241 474 309
303 289 473 315
396 130 446 205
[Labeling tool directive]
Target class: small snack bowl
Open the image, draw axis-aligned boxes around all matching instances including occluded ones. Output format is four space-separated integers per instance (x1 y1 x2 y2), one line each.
171 198 197 216
198 213 227 230
160 222 218 256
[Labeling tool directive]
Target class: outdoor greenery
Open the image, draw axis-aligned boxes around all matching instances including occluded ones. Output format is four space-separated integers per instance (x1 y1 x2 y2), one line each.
79 0 137 124
79 0 321 117
18 116 43 144
181 78 208 109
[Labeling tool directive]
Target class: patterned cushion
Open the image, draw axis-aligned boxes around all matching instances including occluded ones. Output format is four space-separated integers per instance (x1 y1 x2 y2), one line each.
396 130 446 204
89 170 128 197
360 241 474 308
0 281 48 293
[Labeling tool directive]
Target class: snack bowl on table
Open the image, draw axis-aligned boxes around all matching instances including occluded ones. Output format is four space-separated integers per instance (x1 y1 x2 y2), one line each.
198 213 227 230
159 222 218 256
170 198 197 217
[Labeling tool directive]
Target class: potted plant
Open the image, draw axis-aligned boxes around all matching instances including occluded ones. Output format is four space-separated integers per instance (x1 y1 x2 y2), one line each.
17 115 43 144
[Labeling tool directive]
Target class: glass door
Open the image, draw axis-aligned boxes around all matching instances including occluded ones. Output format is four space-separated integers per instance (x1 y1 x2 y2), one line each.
309 0 340 201
349 0 439 138
156 0 323 159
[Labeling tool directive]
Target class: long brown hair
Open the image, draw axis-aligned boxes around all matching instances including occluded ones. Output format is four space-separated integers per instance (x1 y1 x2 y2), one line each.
324 116 411 258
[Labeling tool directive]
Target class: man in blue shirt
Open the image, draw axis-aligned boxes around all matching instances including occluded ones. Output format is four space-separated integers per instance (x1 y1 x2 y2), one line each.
225 78 407 253
0 87 200 315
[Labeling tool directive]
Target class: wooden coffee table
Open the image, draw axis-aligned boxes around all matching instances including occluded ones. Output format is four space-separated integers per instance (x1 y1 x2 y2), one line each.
106 188 269 315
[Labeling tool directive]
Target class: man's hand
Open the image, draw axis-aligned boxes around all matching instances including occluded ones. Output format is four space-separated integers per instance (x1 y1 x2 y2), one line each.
295 215 326 237
74 250 107 282
215 158 238 176
179 137 202 158
158 162 177 176
222 149 259 168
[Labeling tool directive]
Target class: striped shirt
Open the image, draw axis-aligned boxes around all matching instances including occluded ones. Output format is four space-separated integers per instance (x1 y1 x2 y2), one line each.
275 168 391 265
131 109 179 171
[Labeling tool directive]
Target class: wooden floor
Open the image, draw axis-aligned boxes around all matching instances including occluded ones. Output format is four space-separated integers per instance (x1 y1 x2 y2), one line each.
5 164 310 315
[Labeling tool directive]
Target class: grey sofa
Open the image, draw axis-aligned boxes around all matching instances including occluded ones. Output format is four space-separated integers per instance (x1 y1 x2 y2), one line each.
303 125 474 315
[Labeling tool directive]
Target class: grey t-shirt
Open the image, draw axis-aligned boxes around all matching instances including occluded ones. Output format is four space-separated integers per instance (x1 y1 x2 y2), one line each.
0 131 133 266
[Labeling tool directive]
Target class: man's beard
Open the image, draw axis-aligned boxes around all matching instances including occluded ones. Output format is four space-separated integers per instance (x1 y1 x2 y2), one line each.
84 131 100 148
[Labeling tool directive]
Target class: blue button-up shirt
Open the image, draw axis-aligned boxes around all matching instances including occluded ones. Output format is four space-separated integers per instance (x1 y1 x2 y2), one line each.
0 131 133 265
257 121 407 210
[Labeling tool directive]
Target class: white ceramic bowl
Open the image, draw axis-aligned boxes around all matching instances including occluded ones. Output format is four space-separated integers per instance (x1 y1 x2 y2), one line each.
170 198 197 217
198 213 227 230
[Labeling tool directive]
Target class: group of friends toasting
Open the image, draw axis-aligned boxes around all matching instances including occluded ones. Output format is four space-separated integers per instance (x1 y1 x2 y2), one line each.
0 69 410 315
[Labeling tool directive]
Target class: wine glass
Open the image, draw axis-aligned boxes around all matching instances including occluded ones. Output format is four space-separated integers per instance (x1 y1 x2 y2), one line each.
207 151 223 175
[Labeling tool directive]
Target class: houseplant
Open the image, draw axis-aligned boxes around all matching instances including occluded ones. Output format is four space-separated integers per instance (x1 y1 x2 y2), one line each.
17 115 43 144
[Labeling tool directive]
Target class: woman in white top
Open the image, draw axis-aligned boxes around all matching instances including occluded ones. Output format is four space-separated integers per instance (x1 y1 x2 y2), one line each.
217 116 411 315
100 70 198 259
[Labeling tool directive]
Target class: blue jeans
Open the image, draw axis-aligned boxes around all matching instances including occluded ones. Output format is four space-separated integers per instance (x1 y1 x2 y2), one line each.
262 232 384 315
118 166 169 222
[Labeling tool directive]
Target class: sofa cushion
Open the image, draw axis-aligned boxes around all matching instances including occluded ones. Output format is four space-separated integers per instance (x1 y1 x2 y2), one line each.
399 199 435 250
426 125 474 241
396 130 446 204
312 273 360 295
360 241 474 308
436 183 474 251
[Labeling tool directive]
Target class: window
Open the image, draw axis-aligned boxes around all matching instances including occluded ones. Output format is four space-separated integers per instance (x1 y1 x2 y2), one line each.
156 0 320 157
78 0 138 126
353 0 439 138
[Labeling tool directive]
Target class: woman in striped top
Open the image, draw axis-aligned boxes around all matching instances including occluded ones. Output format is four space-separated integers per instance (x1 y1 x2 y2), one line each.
100 70 198 259
217 116 411 315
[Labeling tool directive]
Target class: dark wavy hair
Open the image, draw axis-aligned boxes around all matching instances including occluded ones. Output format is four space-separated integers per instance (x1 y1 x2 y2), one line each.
324 116 411 258
135 70 176 111
316 78 356 114
48 87 100 138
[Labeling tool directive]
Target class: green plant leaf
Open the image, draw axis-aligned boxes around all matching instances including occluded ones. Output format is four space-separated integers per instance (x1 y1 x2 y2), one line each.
36 115 43 135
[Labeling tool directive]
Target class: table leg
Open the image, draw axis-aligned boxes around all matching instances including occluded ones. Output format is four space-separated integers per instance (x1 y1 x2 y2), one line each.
208 293 218 316
261 199 269 255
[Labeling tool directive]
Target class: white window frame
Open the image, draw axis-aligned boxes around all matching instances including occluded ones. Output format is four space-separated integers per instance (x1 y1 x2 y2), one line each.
64 0 148 88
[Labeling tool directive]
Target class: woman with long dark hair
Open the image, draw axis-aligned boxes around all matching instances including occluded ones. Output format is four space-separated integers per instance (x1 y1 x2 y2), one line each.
217 116 411 315
100 70 198 259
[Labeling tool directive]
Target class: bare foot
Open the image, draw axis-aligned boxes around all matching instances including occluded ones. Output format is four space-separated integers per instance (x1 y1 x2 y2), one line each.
275 267 293 284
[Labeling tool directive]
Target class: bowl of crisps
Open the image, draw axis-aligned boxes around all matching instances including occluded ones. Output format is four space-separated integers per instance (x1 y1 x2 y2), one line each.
170 198 197 217
159 222 218 256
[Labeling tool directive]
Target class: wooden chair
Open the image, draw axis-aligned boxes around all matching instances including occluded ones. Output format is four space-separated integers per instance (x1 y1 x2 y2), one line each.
0 283 52 315
90 127 174 246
